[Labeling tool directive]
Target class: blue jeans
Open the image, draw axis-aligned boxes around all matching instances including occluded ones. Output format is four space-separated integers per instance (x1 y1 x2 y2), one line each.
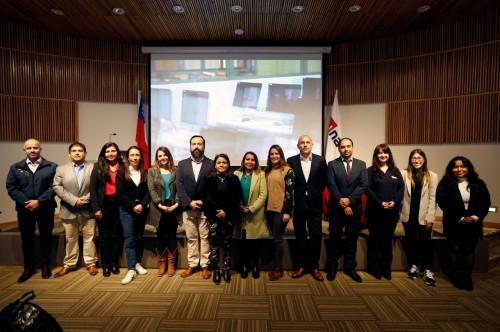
119 206 146 270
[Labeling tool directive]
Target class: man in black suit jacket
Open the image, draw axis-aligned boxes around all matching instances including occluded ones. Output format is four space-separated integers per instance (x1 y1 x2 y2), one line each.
287 135 327 281
326 138 367 282
176 135 214 279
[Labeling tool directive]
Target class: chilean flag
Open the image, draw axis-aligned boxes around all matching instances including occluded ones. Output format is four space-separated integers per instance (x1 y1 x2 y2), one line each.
136 91 149 169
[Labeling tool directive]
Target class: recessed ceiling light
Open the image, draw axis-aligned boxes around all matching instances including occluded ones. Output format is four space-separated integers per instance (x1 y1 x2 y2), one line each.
112 7 125 15
417 5 430 13
349 5 361 13
231 5 243 13
173 5 185 14
235 29 244 35
50 8 64 16
292 5 304 13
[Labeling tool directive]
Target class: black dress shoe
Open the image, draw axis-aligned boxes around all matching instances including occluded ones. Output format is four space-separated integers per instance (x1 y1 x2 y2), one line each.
103 267 111 277
367 270 382 280
223 270 231 283
252 265 260 279
213 269 221 285
381 272 392 280
463 276 473 291
345 270 362 283
240 265 248 279
326 269 337 281
42 266 52 279
111 264 120 275
18 268 36 283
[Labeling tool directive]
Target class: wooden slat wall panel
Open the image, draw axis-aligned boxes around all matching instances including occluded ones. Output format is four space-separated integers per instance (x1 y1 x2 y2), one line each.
325 41 500 105
0 48 148 104
0 96 76 142
386 93 500 144
0 20 148 143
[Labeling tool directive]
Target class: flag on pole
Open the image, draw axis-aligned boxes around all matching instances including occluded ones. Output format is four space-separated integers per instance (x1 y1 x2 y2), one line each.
325 89 342 161
136 91 149 169
323 89 342 214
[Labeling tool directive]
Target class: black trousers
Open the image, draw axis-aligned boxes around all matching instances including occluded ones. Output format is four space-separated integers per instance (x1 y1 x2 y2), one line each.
293 204 323 270
366 209 399 275
17 205 55 269
327 213 361 272
96 195 123 268
208 219 234 270
402 219 433 271
157 209 179 254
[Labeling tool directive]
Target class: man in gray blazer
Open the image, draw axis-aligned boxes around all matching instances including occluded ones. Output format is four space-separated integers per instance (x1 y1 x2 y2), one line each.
53 142 98 277
176 135 214 278
326 138 367 282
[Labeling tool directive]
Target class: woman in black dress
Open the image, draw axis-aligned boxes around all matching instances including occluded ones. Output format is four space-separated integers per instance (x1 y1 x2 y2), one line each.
436 156 490 291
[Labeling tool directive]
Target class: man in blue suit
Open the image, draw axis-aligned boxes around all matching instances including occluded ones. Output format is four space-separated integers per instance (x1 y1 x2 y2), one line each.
326 138 367 282
176 135 214 279
287 135 327 281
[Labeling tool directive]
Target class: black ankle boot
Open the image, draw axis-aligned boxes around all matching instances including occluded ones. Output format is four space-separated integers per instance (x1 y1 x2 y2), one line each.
240 265 248 279
252 264 260 279
111 264 120 275
223 269 231 283
213 269 221 285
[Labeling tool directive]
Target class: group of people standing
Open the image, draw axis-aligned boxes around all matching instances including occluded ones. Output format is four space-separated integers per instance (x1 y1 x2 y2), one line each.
6 136 490 290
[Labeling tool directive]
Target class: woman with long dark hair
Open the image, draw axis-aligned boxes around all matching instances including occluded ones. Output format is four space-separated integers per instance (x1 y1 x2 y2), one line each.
116 146 150 285
234 151 268 279
437 156 490 291
400 149 438 286
147 146 181 277
203 154 242 284
265 145 295 281
90 142 124 277
365 144 404 280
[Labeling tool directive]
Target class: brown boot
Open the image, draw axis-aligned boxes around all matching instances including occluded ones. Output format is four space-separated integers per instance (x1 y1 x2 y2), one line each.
269 265 283 281
157 249 167 277
167 248 178 277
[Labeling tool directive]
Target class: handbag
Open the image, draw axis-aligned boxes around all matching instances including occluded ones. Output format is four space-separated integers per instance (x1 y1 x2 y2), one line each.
0 291 63 331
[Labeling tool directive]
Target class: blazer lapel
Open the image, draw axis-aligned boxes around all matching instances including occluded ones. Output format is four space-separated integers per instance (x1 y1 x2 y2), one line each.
248 172 257 203
405 175 412 196
293 156 307 184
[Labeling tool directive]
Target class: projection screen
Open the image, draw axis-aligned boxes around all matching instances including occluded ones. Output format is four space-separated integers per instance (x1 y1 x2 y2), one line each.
147 48 326 163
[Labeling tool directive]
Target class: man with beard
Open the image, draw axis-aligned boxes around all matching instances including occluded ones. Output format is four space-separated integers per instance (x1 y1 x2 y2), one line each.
176 135 214 278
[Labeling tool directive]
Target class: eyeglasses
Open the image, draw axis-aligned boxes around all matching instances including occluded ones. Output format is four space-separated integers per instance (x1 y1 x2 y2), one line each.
411 157 424 161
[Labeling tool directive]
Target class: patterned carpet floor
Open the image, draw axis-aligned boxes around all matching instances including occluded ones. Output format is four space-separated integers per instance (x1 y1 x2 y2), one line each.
0 265 499 332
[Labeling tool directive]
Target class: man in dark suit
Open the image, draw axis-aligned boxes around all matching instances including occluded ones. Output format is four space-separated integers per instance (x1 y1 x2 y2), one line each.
326 138 367 282
287 135 327 281
176 135 214 279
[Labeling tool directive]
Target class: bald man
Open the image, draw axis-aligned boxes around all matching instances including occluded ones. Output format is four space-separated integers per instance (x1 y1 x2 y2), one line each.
6 139 58 283
287 135 327 281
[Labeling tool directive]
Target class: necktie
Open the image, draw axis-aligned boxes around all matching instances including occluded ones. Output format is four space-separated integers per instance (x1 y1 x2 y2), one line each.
346 160 351 180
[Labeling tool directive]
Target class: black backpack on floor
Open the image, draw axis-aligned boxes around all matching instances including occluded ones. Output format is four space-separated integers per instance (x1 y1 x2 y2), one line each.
0 291 63 331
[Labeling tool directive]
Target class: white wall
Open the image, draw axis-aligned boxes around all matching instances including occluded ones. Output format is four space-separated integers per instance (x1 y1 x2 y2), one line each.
1 102 498 223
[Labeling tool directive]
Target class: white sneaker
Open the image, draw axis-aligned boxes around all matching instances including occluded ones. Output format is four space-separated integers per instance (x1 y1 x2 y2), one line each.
423 270 436 286
136 263 148 275
121 270 137 285
407 265 419 280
